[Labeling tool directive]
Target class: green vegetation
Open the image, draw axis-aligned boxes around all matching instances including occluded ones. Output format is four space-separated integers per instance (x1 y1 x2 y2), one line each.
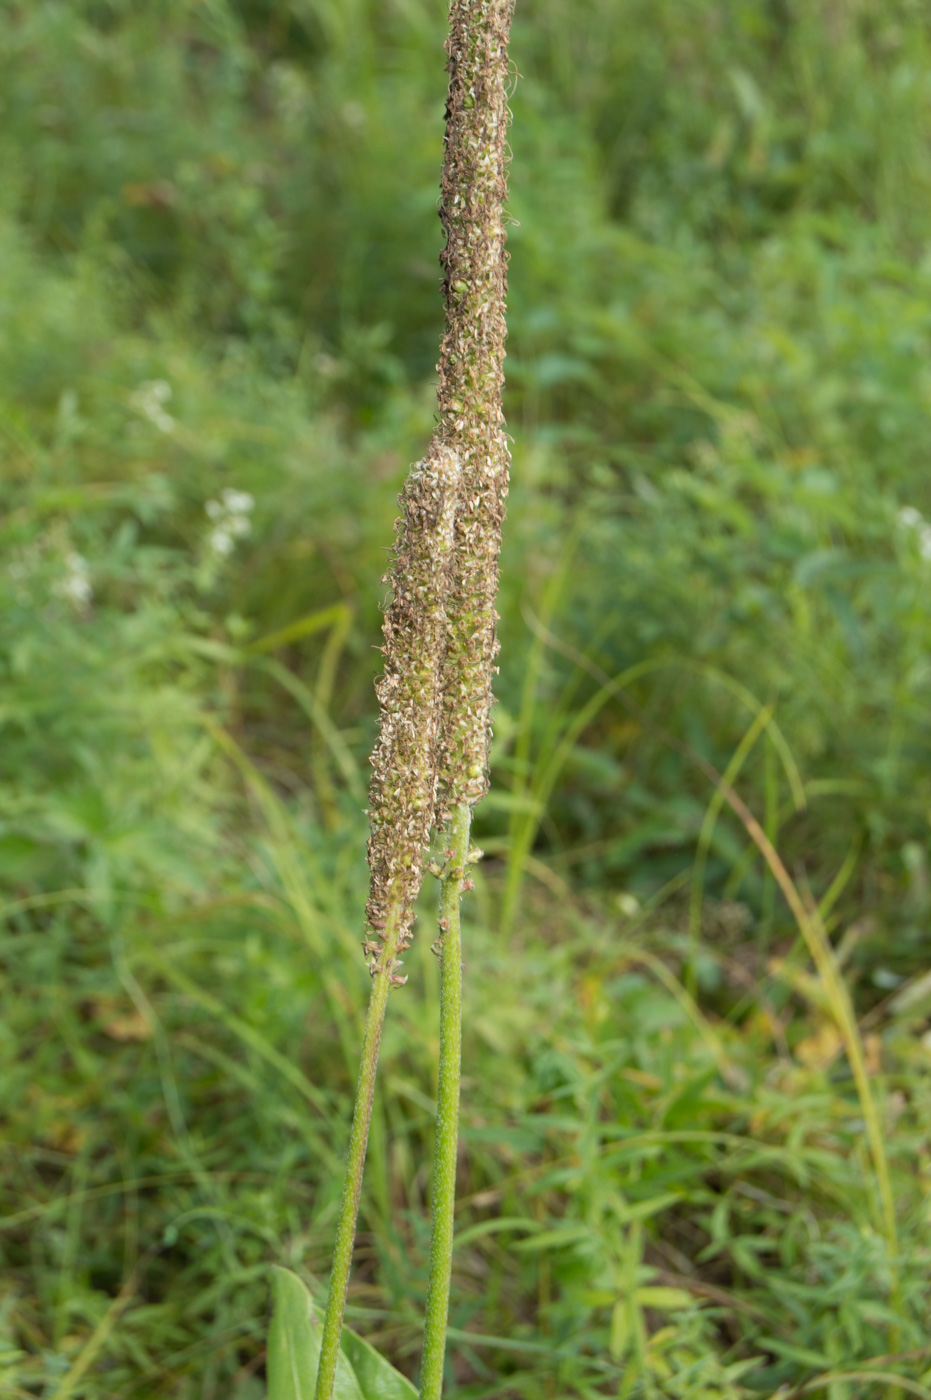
4 1 931 1395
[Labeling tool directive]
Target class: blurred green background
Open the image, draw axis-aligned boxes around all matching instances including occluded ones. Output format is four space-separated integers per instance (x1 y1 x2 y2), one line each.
4 1 931 1395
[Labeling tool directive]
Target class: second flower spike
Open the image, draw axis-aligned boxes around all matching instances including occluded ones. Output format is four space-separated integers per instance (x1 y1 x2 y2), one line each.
365 443 463 981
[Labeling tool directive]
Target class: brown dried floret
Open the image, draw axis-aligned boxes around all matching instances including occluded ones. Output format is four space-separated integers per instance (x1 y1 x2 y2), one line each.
365 444 462 974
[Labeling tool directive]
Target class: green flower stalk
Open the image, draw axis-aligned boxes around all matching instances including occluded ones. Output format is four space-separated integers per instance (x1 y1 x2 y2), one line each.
313 4 513 1396
314 444 462 1400
422 4 514 1396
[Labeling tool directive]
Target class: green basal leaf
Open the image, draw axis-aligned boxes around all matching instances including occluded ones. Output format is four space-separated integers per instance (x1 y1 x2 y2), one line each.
340 1325 418 1400
267 1268 416 1400
267 1267 362 1400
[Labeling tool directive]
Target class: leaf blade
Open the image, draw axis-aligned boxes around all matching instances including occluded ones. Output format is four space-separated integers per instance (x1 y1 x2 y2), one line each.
267 1268 363 1400
268 1269 414 1400
340 1326 418 1400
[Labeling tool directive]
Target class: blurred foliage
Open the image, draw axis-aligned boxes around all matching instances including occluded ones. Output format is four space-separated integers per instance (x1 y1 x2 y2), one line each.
4 0 931 1395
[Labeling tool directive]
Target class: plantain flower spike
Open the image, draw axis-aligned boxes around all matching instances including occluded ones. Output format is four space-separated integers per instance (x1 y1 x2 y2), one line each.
313 11 514 1398
365 0 513 969
365 445 462 978
434 0 514 822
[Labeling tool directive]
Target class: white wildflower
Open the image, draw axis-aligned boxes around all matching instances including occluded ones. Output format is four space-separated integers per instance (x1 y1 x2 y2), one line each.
203 487 254 557
55 552 93 609
208 529 235 557
221 488 254 516
896 505 931 563
130 379 175 433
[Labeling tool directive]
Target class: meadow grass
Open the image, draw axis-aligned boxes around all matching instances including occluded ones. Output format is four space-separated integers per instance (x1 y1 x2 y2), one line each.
3 1 931 1395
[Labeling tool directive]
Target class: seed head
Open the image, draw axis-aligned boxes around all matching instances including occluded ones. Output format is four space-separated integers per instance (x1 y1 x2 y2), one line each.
434 0 513 819
364 0 514 970
365 445 462 972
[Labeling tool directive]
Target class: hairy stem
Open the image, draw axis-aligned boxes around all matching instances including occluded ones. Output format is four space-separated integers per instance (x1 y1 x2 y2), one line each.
313 893 404 1400
420 802 472 1400
314 444 463 1400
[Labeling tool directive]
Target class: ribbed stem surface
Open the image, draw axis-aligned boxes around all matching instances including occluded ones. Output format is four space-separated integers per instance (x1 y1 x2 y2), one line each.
313 894 402 1400
419 803 471 1400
